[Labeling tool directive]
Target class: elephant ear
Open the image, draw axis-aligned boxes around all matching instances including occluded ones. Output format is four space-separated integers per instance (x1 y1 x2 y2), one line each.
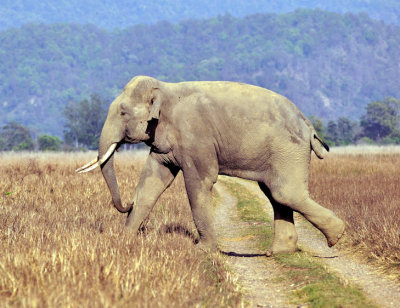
148 88 162 121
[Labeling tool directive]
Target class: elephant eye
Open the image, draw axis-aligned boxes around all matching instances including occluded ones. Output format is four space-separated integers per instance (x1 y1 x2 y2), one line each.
121 111 126 116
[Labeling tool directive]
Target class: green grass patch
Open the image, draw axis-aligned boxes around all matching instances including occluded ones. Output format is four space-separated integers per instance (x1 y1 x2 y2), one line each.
221 179 274 250
274 253 376 308
222 179 378 308
221 179 270 223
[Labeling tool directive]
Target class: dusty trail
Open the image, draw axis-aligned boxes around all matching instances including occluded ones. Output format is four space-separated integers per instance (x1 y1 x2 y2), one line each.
235 178 400 308
214 182 297 308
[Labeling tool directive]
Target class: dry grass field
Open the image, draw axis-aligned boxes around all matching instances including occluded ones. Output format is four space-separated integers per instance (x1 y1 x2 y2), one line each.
309 151 400 269
1 149 399 306
0 152 242 307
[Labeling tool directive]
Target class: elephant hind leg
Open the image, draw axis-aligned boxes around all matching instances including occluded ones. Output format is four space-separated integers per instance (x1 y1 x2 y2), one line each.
273 192 345 248
258 182 298 255
265 165 345 248
298 198 345 247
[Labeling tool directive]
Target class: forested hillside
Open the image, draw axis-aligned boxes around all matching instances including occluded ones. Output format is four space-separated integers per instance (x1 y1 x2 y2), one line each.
2 9 400 136
1 0 400 30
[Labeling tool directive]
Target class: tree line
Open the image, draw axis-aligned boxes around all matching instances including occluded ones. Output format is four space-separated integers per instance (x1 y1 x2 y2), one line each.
2 10 400 136
0 122 62 151
311 97 400 146
3 0 400 30
0 94 106 151
1 95 399 151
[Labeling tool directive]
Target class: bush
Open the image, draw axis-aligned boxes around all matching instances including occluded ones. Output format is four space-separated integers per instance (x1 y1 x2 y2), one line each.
13 141 35 151
380 136 400 145
357 137 374 145
38 134 62 151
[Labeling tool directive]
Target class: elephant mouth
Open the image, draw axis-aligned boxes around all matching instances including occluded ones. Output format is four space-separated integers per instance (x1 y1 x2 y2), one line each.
123 136 142 144
75 134 143 174
75 142 119 173
76 119 155 174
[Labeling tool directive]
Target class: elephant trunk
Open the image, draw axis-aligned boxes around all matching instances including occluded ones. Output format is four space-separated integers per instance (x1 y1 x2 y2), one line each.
99 131 132 214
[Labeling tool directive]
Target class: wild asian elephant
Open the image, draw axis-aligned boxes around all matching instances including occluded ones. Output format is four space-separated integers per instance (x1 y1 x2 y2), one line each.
76 76 345 255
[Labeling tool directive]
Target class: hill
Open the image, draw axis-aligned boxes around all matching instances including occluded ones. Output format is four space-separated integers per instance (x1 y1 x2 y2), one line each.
1 0 400 30
2 9 400 136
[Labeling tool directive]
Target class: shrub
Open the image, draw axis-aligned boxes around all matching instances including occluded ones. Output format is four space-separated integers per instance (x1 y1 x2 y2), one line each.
357 137 374 145
38 134 62 151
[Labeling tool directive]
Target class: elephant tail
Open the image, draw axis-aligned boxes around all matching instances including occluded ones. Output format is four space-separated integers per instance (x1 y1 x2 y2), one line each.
311 132 329 159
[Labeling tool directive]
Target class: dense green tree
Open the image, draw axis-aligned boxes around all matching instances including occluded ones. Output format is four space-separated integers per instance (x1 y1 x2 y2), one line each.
325 120 338 146
38 134 62 151
0 121 35 151
360 97 400 142
63 94 108 149
324 117 358 146
309 116 326 140
337 117 356 145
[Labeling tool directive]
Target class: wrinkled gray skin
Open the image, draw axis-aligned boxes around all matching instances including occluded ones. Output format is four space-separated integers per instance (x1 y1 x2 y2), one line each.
95 76 345 254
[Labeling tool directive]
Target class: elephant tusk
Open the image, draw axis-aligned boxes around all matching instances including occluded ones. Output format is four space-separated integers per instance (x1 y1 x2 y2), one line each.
76 143 118 173
75 157 98 173
77 161 100 173
99 143 118 164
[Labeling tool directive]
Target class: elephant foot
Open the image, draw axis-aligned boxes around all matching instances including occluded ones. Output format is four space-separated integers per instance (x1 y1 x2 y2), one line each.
195 239 218 253
322 218 345 248
266 241 297 257
266 227 298 257
266 247 298 257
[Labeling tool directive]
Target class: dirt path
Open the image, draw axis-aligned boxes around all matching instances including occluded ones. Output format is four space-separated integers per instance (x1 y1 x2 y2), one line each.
234 178 400 308
214 182 297 308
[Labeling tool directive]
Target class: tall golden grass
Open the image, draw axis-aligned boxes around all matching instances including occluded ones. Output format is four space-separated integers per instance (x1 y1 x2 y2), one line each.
309 152 400 267
2 149 399 306
0 152 242 307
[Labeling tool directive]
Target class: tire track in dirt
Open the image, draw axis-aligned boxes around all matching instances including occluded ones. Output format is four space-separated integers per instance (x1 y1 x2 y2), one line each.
214 182 297 308
235 178 400 308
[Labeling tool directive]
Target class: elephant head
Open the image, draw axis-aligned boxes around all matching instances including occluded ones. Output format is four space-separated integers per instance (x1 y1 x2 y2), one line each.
76 76 163 213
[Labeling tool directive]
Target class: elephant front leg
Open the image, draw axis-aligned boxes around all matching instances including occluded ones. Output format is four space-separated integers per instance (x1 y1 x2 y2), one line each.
183 168 218 252
125 153 178 233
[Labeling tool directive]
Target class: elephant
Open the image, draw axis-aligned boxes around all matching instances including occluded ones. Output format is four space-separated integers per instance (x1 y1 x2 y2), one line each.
76 76 345 255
